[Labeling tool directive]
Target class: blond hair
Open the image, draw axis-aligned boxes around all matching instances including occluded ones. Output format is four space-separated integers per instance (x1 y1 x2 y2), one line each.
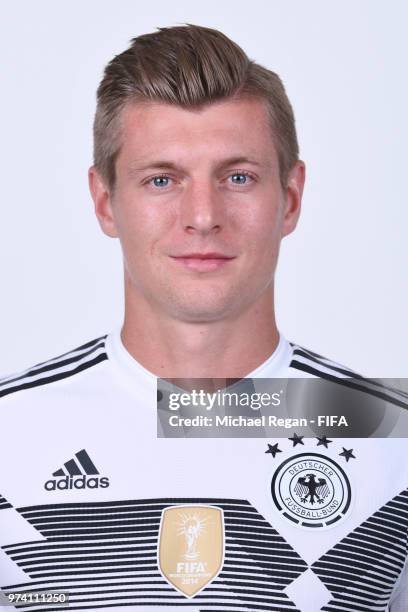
93 24 299 190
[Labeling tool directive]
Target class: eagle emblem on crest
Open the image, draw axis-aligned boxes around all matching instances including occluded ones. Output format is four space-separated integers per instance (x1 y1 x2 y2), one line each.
294 474 330 504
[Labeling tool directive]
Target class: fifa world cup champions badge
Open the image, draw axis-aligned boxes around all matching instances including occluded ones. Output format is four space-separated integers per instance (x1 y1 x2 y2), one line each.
158 505 224 597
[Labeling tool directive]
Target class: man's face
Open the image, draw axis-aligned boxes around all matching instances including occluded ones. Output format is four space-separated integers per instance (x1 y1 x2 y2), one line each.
90 97 304 323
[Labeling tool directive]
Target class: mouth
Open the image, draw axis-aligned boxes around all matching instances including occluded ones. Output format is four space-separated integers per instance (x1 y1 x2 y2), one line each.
169 252 236 272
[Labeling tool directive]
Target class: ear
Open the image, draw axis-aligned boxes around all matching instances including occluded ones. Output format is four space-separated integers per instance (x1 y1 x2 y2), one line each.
88 166 118 238
281 160 305 238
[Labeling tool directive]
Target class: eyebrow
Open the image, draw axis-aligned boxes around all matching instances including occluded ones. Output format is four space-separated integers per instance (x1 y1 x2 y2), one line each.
127 156 263 177
218 156 263 170
128 161 180 176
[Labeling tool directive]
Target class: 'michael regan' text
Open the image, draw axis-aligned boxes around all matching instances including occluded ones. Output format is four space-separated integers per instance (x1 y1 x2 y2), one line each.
168 415 349 428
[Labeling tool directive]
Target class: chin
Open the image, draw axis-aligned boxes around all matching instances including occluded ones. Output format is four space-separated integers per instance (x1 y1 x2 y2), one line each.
166 295 242 323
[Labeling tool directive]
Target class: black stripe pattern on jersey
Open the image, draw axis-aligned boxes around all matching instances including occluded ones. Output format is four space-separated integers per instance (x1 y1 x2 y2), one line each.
0 336 108 399
1 498 305 611
289 345 408 410
312 488 408 611
0 493 12 510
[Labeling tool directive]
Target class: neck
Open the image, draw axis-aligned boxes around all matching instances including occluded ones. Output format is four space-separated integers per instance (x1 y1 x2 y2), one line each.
121 285 280 379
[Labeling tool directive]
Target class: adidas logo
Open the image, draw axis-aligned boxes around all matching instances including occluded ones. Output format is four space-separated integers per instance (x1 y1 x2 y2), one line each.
44 449 110 491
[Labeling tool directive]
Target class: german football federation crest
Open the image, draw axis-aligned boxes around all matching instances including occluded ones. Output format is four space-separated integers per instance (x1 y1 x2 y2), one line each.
271 453 352 529
158 505 224 597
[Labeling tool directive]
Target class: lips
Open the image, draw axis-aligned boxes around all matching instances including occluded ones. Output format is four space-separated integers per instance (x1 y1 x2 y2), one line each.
170 252 236 272
173 252 233 260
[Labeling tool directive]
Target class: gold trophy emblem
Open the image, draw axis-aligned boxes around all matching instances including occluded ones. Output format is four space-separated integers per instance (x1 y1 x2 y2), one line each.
158 505 224 597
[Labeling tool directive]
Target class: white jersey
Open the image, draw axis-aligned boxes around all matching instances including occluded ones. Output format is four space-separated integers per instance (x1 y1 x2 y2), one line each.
0 331 407 612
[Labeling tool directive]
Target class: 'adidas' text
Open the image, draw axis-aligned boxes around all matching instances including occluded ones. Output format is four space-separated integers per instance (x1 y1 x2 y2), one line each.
44 476 110 491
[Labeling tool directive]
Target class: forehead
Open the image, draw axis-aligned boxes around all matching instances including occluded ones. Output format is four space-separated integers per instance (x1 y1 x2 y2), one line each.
117 97 278 170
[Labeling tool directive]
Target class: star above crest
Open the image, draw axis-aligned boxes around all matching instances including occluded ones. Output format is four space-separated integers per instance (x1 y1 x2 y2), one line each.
265 443 282 458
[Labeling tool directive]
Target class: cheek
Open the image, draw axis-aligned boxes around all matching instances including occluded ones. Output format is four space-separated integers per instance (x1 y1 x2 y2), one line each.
238 204 283 276
239 202 282 245
113 198 170 257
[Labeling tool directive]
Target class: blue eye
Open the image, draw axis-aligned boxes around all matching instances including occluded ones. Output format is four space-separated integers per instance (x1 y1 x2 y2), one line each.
230 173 251 184
152 176 170 187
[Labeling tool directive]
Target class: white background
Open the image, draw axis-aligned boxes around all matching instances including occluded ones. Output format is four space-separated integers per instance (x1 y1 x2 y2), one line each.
1 0 407 377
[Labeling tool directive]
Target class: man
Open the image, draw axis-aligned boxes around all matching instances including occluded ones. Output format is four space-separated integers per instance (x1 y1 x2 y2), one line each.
0 24 407 612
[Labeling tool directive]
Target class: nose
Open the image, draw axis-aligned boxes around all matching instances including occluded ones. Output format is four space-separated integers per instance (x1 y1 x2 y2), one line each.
180 180 223 235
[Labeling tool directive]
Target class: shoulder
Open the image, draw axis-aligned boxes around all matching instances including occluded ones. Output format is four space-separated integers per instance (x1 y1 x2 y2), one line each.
288 343 361 379
288 341 408 410
0 335 108 400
